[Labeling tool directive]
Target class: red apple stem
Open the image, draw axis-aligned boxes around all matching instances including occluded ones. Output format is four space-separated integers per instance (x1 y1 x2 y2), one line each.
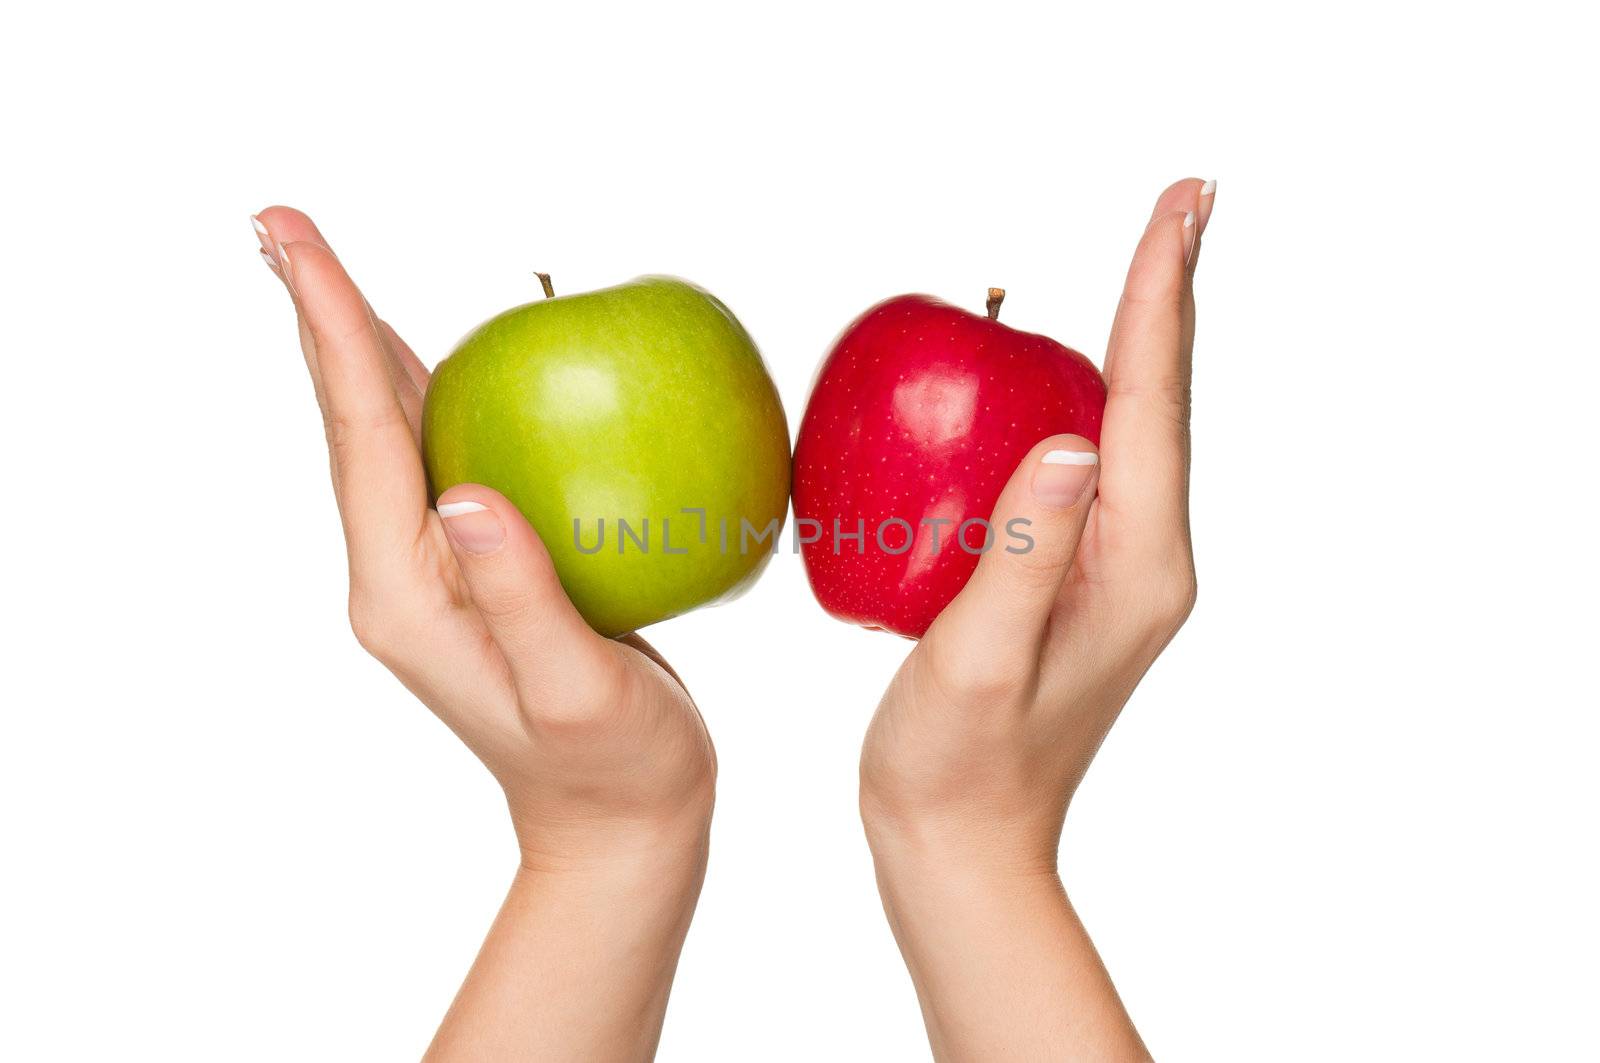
536 272 555 298
986 287 1005 320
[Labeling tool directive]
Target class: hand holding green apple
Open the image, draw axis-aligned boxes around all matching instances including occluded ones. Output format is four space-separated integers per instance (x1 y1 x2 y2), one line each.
253 206 720 1058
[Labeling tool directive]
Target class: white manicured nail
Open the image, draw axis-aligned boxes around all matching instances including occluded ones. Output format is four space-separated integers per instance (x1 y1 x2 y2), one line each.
259 247 280 272
438 501 505 553
1184 211 1195 229
1035 448 1099 507
1201 179 1216 197
251 215 279 267
274 242 296 291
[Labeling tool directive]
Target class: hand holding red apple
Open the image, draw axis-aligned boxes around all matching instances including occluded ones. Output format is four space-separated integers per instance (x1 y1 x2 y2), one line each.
855 179 1214 1062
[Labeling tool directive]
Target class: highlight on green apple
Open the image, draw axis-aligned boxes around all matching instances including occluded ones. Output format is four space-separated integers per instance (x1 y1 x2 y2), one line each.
422 275 790 637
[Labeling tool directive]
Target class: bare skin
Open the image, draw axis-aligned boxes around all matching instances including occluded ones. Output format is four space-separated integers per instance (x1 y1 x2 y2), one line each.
254 207 714 1062
859 179 1214 1062
253 177 1211 1060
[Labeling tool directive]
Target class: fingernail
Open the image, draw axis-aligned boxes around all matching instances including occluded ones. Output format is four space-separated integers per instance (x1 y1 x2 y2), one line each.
259 247 280 274
1183 210 1197 264
275 242 295 293
1034 449 1099 508
438 500 504 554
1198 179 1217 235
251 215 276 261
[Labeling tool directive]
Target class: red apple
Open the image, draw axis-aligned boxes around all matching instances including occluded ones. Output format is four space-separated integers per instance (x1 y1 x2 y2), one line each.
793 291 1106 638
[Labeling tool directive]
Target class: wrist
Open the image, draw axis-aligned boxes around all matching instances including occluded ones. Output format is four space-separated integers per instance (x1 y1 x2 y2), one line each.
511 847 708 919
510 816 712 947
869 827 1062 906
514 797 713 882
861 788 1061 885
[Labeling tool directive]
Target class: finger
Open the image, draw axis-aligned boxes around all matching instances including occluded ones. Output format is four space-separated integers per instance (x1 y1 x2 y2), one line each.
931 434 1100 669
254 216 325 403
377 318 431 397
1097 197 1197 547
374 320 428 443
1098 176 1201 386
1187 179 1218 278
253 207 426 434
1145 176 1206 228
1196 178 1217 236
434 485 614 711
278 238 430 569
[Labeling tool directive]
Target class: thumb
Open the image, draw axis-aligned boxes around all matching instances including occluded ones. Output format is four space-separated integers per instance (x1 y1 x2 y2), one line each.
935 434 1099 661
435 484 610 702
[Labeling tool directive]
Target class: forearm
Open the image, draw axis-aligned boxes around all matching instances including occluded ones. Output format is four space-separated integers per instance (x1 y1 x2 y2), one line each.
871 839 1149 1062
426 838 709 1062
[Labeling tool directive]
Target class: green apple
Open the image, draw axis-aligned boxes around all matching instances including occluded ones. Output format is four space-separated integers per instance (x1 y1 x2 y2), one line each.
422 276 790 636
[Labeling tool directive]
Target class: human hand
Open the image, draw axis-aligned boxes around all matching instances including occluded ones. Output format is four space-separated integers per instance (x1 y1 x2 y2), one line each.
253 207 713 1060
858 179 1214 1061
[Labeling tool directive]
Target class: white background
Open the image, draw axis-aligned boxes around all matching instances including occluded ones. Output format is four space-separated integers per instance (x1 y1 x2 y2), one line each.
2 2 1596 1059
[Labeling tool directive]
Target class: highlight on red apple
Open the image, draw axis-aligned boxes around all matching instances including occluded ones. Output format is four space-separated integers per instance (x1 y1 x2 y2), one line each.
792 290 1106 638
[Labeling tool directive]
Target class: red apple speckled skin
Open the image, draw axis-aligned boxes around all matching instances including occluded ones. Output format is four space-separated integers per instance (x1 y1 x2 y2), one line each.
793 294 1107 639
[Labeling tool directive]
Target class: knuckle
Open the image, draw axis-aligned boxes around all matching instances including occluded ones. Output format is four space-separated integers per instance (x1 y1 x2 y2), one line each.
524 656 630 735
530 700 617 739
346 590 399 662
332 313 375 347
1171 572 1199 622
472 583 546 627
1135 563 1198 635
323 408 404 463
324 413 362 461
1110 375 1192 424
345 577 431 667
927 641 1034 706
1005 532 1074 580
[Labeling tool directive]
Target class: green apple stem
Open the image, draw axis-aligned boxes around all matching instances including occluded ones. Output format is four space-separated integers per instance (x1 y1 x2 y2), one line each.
986 287 1005 320
536 272 555 298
